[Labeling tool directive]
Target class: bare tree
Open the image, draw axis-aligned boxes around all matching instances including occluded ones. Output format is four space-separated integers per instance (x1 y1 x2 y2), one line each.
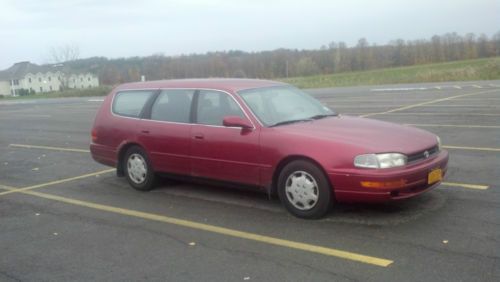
49 44 80 63
46 44 81 90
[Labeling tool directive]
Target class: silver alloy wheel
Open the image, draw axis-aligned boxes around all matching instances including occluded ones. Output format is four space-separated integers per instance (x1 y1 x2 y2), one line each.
285 170 319 210
127 153 147 184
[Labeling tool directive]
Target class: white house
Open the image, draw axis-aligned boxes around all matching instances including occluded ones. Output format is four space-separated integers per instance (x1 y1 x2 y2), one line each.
0 61 99 96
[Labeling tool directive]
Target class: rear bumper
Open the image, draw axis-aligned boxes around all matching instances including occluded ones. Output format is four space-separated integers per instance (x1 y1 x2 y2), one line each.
90 143 117 168
328 150 449 202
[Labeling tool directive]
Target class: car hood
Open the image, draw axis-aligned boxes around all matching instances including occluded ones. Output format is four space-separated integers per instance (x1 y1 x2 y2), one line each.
274 115 438 154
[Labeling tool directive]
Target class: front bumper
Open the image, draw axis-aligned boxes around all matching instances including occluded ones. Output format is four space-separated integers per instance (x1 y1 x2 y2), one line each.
328 150 449 202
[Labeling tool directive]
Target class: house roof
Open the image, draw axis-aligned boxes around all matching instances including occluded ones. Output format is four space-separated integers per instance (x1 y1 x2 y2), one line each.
0 61 89 80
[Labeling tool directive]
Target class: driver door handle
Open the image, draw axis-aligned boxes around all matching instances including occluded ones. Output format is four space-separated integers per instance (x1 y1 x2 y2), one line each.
194 133 204 140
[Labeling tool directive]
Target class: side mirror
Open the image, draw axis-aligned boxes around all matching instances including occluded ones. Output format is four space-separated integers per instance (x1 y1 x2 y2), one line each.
222 116 253 129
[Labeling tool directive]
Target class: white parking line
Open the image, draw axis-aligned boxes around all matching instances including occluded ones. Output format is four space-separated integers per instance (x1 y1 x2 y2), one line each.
370 87 428 92
88 99 104 102
360 89 499 118
0 114 51 118
368 84 500 92
405 124 500 129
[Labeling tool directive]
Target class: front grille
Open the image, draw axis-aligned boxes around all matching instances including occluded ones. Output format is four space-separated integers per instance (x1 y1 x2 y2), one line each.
407 145 439 163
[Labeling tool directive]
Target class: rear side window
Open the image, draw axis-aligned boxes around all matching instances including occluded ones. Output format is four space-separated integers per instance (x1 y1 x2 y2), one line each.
113 90 154 117
151 90 194 123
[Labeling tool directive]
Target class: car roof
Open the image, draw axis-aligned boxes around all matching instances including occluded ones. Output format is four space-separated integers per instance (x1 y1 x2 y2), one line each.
115 78 287 93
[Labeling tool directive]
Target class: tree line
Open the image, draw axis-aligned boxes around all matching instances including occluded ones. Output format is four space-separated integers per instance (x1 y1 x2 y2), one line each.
64 31 500 85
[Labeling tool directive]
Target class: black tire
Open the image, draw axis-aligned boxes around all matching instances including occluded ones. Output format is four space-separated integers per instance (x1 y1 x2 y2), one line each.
123 146 156 191
277 160 332 219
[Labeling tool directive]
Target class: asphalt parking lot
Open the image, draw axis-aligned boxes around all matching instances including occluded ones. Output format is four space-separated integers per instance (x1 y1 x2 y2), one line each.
1 80 499 281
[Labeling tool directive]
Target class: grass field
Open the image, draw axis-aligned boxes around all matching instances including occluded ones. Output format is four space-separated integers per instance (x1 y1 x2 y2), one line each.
2 57 499 100
1 86 112 100
282 57 500 88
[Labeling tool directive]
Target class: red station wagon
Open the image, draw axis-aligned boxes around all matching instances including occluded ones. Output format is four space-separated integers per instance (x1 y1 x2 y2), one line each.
90 79 449 218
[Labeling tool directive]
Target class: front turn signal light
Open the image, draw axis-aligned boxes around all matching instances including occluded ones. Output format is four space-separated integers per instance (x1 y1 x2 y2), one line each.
360 179 407 189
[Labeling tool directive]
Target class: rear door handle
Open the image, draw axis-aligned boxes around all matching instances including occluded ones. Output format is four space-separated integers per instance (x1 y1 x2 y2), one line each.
194 133 204 140
141 130 150 134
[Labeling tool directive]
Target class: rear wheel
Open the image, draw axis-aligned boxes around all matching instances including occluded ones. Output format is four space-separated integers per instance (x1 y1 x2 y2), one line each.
278 160 332 219
124 146 156 191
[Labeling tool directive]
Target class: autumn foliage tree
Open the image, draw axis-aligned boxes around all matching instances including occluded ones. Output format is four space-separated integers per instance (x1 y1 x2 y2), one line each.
62 31 500 85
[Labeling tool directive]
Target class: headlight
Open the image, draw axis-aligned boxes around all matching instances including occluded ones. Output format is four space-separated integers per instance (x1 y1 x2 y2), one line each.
354 153 407 169
436 136 442 151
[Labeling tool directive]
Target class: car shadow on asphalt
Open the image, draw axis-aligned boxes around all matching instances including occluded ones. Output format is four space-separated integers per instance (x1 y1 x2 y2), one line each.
153 177 447 226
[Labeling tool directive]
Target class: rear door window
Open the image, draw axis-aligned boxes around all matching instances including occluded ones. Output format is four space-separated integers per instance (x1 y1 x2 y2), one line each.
113 90 155 117
150 90 194 123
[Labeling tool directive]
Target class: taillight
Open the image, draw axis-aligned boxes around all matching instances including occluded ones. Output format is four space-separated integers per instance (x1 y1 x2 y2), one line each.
91 129 98 142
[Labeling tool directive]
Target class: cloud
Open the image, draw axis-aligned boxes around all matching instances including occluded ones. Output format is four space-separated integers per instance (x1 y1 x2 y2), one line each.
0 0 498 69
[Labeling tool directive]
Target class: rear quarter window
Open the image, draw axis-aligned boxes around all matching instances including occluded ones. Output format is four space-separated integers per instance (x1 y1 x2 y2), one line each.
112 90 155 117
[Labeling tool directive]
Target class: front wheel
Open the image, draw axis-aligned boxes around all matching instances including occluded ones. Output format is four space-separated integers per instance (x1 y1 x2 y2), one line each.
123 146 156 191
277 160 332 219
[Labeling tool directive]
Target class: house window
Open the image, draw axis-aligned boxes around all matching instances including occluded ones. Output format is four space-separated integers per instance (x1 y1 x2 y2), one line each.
80 77 83 82
49 86 53 91
40 87 43 92
13 79 19 85
48 76 51 82
88 77 91 81
39 77 42 82
29 78 32 83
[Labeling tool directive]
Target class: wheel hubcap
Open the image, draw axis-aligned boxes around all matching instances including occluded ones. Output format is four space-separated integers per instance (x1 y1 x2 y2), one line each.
127 153 147 184
285 171 319 211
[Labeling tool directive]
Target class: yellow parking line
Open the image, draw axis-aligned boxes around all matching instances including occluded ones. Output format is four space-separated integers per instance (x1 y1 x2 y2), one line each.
0 170 394 266
9 144 90 153
0 184 15 191
441 182 489 190
4 187 392 267
443 145 500 152
360 89 499 118
0 169 115 196
406 124 500 129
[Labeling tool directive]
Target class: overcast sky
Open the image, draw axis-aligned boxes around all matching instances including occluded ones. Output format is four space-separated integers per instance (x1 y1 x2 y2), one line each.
1 0 498 69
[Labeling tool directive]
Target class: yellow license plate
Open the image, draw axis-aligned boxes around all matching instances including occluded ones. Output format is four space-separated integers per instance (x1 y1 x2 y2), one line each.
428 169 443 185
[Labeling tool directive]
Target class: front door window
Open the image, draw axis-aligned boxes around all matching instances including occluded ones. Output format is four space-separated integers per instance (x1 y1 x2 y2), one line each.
196 90 245 126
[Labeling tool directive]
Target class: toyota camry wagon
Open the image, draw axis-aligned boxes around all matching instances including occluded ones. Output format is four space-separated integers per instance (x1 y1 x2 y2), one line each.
90 79 448 218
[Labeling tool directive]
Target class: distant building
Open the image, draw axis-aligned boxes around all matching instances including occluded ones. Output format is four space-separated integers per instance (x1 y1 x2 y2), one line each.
0 61 99 96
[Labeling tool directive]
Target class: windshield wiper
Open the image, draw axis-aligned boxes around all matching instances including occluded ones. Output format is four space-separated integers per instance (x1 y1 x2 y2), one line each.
270 118 313 127
270 113 338 127
308 113 338 120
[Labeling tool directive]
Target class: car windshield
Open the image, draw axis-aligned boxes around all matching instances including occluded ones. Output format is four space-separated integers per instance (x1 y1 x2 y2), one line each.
238 86 336 127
